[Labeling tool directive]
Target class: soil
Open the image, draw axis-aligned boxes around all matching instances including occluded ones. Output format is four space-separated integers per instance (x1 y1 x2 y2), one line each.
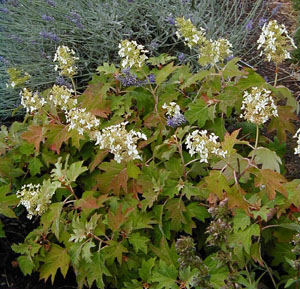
1 1 300 288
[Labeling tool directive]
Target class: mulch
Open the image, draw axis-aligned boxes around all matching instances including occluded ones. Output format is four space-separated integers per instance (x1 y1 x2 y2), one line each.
0 1 300 288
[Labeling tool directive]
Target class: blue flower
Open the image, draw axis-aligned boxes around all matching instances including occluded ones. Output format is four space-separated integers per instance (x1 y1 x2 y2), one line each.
178 52 185 63
259 18 267 27
0 7 9 13
66 11 83 29
149 41 159 50
42 14 55 22
0 56 9 65
116 68 140 87
246 20 253 32
166 17 175 25
226 55 234 61
167 114 186 128
116 69 155 87
40 31 59 42
56 76 72 89
147 74 155 84
45 0 56 7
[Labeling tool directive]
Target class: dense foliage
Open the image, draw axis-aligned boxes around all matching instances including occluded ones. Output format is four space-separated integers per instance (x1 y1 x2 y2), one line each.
1 13 300 289
0 0 266 119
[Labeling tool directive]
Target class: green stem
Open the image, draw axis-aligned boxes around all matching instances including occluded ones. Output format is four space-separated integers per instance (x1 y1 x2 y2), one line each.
274 63 278 87
71 77 77 97
251 125 259 163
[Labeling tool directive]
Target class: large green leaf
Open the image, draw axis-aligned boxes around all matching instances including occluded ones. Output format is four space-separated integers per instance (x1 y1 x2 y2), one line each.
28 157 43 176
41 202 64 239
184 99 210 128
0 184 18 218
155 62 178 85
129 232 150 254
151 260 178 289
138 257 156 282
39 244 70 283
249 147 282 173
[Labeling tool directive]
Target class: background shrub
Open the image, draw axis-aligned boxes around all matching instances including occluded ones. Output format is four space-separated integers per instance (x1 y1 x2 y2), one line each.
0 0 265 119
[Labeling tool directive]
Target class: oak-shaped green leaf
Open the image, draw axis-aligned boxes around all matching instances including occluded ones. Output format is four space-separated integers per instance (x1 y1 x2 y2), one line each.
39 244 70 284
86 253 111 289
17 255 35 276
82 240 96 263
184 99 209 128
67 161 88 183
19 142 35 156
0 184 18 218
180 70 210 89
231 224 260 254
138 257 156 282
151 260 178 289
236 68 265 90
249 147 282 172
155 62 178 86
28 157 43 176
127 162 141 179
186 202 210 222
179 266 199 289
222 57 244 79
106 240 128 264
97 63 117 75
233 209 251 231
41 202 64 239
165 198 187 231
123 280 143 289
129 233 149 254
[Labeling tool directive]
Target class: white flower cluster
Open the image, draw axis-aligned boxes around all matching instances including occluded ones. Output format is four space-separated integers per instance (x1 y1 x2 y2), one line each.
257 20 297 63
93 122 147 163
175 17 232 66
118 40 148 69
162 102 181 117
175 17 206 48
65 108 100 135
293 128 300 156
54 45 79 77
49 84 77 111
16 184 54 220
185 130 227 163
20 88 46 113
240 87 278 125
199 38 233 66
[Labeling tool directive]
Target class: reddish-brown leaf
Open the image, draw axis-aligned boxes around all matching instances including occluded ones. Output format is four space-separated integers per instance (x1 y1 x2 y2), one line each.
98 161 128 196
109 168 128 196
89 150 108 172
221 129 249 155
204 170 231 199
226 184 250 213
251 168 288 200
45 124 70 154
80 81 112 116
21 125 44 152
90 108 111 118
267 106 297 142
107 205 134 232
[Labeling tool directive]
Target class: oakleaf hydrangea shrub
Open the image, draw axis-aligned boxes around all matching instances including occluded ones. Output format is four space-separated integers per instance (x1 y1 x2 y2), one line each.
1 21 300 289
0 0 266 118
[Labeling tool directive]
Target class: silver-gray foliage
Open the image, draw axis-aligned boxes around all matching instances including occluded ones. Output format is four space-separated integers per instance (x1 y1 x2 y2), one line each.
0 0 265 119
